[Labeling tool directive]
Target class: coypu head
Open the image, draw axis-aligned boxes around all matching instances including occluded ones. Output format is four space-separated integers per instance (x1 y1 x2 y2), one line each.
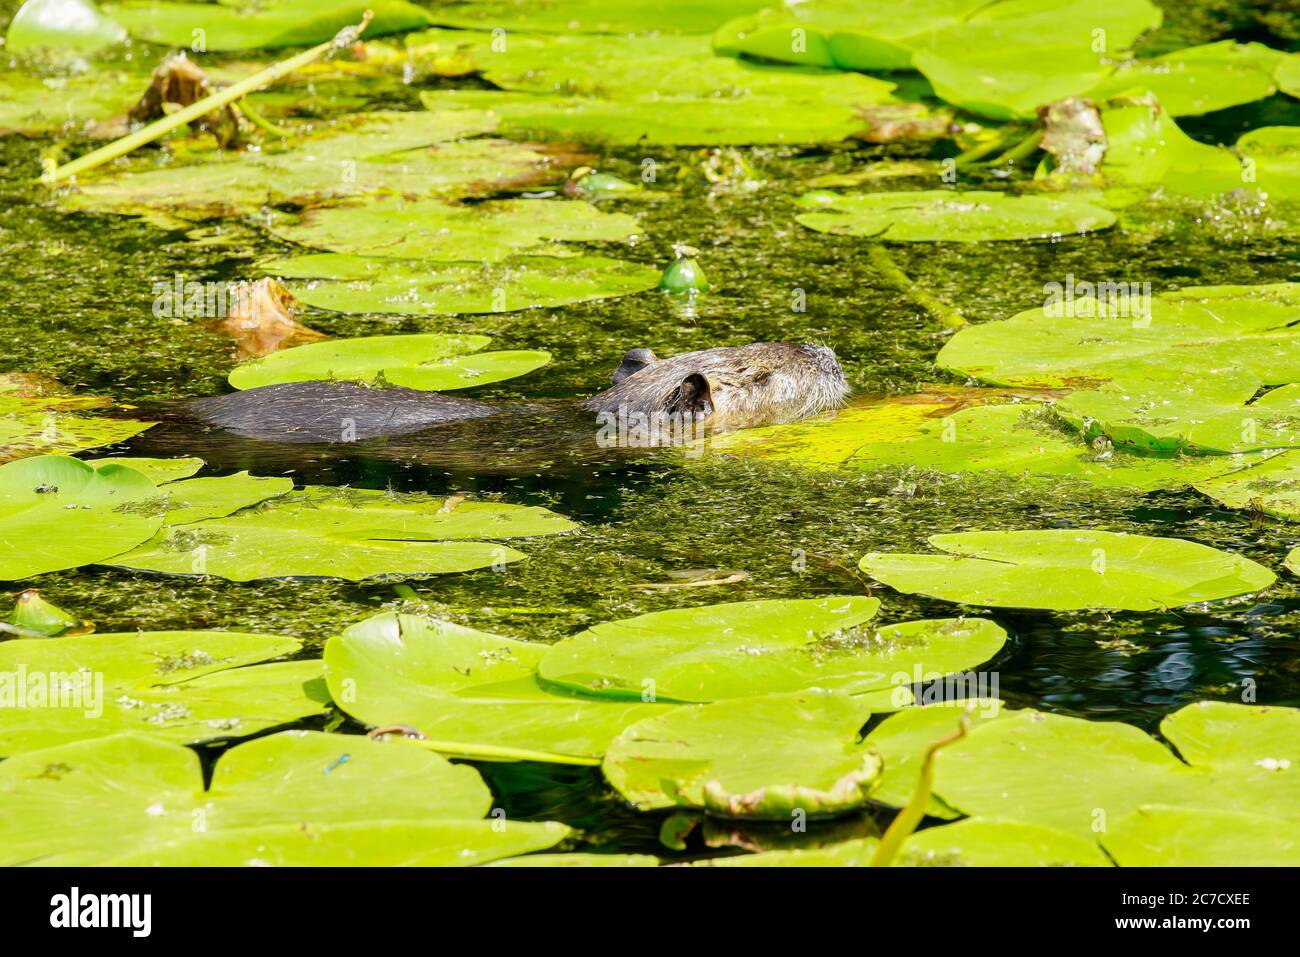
584 342 849 432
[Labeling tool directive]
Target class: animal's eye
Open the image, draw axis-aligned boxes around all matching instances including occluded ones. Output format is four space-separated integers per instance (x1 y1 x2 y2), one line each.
755 373 770 386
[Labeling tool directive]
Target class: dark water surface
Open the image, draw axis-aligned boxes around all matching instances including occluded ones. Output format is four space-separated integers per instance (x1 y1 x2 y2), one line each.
2 0 1299 857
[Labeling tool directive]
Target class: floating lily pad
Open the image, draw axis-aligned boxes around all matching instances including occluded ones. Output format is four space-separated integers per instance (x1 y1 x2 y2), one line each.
538 597 1006 703
705 397 1269 491
940 282 1300 452
1102 806 1300 866
410 30 895 146
937 283 1300 391
602 689 881 817
87 455 204 484
795 190 1117 242
1055 379 1300 455
0 376 154 464
489 852 660 867
422 0 771 35
1088 42 1284 116
6 0 126 53
227 333 550 391
268 195 640 262
1196 450 1300 521
103 0 433 50
700 818 1110 866
0 629 325 753
0 730 566 865
910 0 1163 119
934 701 1300 836
263 254 660 315
61 114 542 224
0 68 145 135
1096 98 1254 199
1280 56 1300 99
324 612 666 764
108 487 575 582
900 817 1111 866
149 472 295 525
713 0 989 71
1237 126 1300 200
107 819 572 866
0 455 163 581
860 529 1275 611
859 700 1009 821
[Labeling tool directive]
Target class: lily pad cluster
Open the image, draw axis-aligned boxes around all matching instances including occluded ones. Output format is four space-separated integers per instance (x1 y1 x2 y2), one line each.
0 373 154 464
324 599 1006 812
0 455 576 582
0 731 571 865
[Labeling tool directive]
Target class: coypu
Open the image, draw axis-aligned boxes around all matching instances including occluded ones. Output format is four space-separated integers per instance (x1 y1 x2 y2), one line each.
187 342 849 445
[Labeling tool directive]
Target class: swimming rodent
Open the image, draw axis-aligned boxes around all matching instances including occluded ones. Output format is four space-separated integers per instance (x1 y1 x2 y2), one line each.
187 342 850 445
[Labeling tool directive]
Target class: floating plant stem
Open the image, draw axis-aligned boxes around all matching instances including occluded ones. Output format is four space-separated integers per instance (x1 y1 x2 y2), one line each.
981 128 1045 168
867 245 966 329
40 12 373 184
870 708 972 867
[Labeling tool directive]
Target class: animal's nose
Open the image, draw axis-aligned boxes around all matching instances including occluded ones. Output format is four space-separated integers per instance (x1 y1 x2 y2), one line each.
800 343 844 379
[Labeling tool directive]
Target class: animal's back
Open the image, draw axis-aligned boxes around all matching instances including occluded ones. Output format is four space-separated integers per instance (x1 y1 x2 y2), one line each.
187 381 497 443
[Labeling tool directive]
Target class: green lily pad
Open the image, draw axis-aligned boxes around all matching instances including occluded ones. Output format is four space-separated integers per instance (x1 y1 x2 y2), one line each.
324 612 666 764
61 113 538 224
427 86 894 146
713 0 989 71
1088 42 1284 116
108 487 575 582
705 398 1270 491
227 333 550 391
602 689 881 818
861 700 1009 818
87 456 204 484
106 819 572 866
910 0 1163 119
0 629 325 753
1236 126 1300 201
0 730 543 865
489 852 660 867
150 472 295 525
103 0 433 50
1196 450 1300 521
700 818 1110 865
1096 98 1257 199
901 817 1112 866
1055 379 1300 455
0 67 146 135
409 30 895 146
0 455 163 581
0 377 154 464
268 195 640 262
1102 807 1300 866
1280 55 1300 99
936 283 1300 392
538 597 1006 703
934 701 1300 836
860 529 1275 611
424 0 760 34
846 403 1275 486
263 254 660 315
795 189 1117 242
6 0 126 53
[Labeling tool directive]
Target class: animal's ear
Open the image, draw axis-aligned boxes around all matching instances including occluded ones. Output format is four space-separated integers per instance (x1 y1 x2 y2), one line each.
668 372 713 418
611 347 657 385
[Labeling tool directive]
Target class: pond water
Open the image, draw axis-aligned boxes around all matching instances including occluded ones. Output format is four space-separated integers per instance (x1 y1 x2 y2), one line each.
2 0 1299 857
